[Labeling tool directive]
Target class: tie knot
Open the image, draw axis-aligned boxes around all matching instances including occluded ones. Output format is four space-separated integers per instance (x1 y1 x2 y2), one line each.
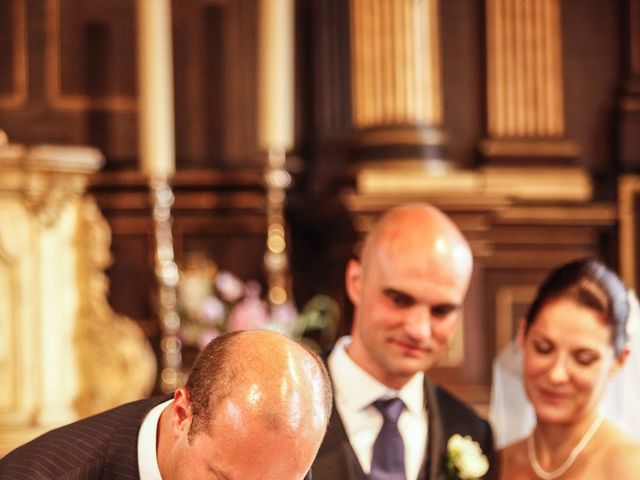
373 397 405 423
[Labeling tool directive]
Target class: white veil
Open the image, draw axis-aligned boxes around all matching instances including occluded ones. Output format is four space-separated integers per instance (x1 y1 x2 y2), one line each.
489 290 640 449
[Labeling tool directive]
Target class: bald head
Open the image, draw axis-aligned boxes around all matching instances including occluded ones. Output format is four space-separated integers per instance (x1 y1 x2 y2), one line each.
361 204 473 285
159 330 332 480
345 203 473 387
187 330 332 439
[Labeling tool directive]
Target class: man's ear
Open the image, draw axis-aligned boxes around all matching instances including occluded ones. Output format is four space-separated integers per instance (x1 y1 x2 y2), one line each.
345 259 362 307
171 387 192 435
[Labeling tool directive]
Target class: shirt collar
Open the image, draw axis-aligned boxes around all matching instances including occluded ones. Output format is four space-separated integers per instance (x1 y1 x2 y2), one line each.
138 399 172 480
329 336 425 413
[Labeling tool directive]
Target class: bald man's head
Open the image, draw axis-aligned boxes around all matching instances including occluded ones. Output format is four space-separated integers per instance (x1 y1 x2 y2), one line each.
186 330 332 440
159 330 332 480
345 203 473 388
360 203 473 284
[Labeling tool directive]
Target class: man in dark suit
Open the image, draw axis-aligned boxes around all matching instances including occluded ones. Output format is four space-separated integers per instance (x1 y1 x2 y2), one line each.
0 330 333 480
311 204 494 480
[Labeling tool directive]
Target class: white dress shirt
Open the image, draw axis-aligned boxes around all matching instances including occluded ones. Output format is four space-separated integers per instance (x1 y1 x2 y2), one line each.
138 399 172 480
328 336 428 480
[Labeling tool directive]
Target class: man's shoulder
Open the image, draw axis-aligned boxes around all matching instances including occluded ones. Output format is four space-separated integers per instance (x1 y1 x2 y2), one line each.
427 380 492 438
0 396 167 480
428 382 484 420
46 395 165 440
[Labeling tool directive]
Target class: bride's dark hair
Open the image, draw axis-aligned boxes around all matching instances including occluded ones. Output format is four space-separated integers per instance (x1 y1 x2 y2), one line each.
525 258 629 356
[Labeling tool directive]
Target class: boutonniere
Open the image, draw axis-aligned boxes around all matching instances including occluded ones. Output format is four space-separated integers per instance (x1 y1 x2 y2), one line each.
445 434 489 480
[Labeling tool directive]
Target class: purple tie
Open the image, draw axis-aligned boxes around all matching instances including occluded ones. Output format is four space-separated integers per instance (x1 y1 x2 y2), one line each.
370 398 406 480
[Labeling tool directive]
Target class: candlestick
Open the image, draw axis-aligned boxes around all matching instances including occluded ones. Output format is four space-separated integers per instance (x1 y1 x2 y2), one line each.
258 0 294 152
150 178 184 392
137 0 176 179
264 149 292 305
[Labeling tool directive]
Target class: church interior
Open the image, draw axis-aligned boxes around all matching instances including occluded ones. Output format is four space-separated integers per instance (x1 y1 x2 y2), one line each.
1 0 639 456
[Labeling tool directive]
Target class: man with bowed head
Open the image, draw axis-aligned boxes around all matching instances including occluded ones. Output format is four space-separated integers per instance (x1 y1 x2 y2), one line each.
311 203 494 480
0 330 333 480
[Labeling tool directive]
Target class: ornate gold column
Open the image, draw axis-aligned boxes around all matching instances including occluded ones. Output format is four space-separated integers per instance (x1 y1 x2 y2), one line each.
349 0 448 166
480 0 579 163
0 141 156 455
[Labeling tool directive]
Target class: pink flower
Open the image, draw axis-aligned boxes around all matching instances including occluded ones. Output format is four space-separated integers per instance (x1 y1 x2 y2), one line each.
178 270 214 318
199 296 225 324
215 271 245 302
198 328 222 349
244 280 262 298
269 302 298 332
227 296 270 331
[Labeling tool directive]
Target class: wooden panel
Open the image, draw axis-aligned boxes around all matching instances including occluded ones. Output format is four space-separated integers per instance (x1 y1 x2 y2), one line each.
562 0 620 173
46 0 136 110
617 0 640 171
108 230 155 330
619 175 640 291
173 0 259 168
0 0 27 107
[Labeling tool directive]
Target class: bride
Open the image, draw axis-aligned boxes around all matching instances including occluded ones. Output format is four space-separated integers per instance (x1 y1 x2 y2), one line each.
497 258 640 479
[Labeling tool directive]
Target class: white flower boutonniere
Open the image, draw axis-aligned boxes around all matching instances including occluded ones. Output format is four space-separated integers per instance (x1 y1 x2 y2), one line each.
446 434 489 480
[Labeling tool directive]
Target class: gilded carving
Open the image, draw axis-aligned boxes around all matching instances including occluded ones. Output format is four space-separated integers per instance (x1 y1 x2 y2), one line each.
72 197 156 417
21 173 87 227
0 141 155 454
0 241 18 413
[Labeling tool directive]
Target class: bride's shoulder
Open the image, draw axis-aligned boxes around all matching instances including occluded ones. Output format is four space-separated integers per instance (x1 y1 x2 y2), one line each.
498 439 527 466
597 423 640 473
499 439 526 454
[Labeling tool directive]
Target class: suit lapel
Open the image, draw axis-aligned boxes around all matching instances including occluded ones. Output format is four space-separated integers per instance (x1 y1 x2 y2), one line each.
313 405 360 480
425 380 447 480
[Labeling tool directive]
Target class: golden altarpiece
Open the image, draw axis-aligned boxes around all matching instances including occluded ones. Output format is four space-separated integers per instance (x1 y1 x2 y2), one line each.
0 137 156 455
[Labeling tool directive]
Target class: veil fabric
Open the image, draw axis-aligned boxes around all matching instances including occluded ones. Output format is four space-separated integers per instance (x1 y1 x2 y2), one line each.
490 333 640 449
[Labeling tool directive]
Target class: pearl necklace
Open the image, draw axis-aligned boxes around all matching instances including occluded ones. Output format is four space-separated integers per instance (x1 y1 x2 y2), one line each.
527 411 605 480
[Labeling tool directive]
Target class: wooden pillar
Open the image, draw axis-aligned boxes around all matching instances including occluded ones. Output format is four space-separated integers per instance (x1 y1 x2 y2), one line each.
617 0 640 171
349 0 448 167
480 0 578 164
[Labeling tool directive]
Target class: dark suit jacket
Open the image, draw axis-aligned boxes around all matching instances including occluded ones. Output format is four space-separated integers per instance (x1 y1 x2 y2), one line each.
311 379 495 480
0 396 168 480
0 395 316 480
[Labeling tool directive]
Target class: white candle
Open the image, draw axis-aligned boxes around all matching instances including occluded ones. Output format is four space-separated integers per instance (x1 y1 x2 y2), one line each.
137 0 176 179
258 0 294 153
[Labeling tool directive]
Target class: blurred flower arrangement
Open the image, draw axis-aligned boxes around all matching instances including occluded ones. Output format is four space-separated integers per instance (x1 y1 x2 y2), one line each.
177 252 339 351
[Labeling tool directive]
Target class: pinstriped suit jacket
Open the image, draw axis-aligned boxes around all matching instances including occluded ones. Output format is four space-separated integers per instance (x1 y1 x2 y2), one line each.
0 396 167 480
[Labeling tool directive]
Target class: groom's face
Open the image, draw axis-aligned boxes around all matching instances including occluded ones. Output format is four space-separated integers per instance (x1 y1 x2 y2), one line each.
346 240 468 390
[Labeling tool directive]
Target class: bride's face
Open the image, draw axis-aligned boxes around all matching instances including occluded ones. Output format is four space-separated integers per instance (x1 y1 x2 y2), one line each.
522 296 618 425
